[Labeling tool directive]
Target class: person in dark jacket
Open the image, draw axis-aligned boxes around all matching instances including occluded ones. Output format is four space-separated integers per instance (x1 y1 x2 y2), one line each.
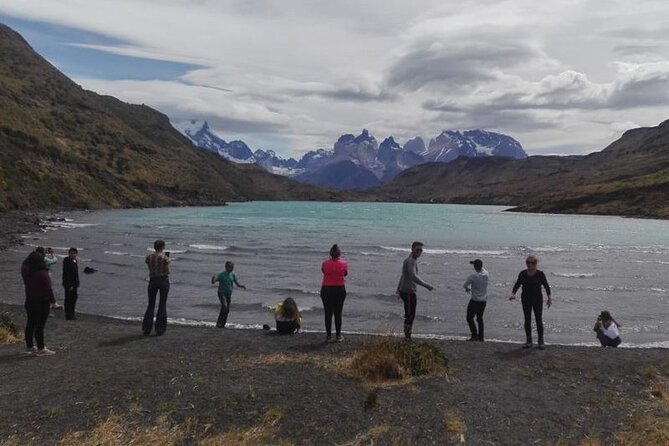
62 247 80 320
21 250 56 355
510 255 552 349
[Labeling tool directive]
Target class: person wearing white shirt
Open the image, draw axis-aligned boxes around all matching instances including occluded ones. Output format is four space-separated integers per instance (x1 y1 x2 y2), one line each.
593 310 621 347
463 259 489 342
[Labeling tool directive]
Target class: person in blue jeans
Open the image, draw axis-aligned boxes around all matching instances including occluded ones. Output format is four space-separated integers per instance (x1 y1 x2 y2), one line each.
212 261 246 328
143 240 170 336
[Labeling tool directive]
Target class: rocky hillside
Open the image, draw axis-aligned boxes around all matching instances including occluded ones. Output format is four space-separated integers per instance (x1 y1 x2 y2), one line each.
0 24 340 211
369 120 669 219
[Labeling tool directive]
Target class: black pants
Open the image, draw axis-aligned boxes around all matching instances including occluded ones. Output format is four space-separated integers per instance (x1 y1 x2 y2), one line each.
143 276 169 334
596 330 621 347
25 300 50 350
522 296 544 344
466 300 487 340
217 291 231 327
64 287 78 320
276 320 299 334
399 291 417 336
320 286 346 337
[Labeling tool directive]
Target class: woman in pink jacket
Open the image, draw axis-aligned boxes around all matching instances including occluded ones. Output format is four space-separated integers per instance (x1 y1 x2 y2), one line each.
320 244 348 343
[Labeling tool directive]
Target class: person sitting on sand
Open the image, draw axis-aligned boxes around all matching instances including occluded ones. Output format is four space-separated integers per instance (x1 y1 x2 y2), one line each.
21 250 57 356
273 297 301 334
593 311 621 347
211 261 246 328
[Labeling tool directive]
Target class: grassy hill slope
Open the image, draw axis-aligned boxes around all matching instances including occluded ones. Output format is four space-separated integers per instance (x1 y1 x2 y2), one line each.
0 24 340 211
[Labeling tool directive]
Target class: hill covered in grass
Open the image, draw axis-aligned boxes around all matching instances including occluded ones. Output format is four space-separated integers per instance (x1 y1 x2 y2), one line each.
368 120 669 219
0 24 341 211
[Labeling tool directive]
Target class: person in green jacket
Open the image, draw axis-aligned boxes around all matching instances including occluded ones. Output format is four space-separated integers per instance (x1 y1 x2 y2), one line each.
211 261 246 328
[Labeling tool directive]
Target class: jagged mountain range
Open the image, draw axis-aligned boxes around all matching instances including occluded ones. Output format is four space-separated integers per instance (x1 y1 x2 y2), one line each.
175 121 528 189
0 24 341 210
366 119 669 219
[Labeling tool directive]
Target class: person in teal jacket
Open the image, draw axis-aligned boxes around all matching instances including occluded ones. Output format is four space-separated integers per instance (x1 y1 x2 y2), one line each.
211 261 246 328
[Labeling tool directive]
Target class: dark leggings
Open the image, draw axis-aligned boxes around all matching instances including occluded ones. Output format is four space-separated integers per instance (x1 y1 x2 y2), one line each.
399 291 417 332
522 296 543 343
217 292 232 327
466 300 487 339
320 286 346 337
596 330 621 347
25 300 50 350
143 276 169 334
64 287 78 320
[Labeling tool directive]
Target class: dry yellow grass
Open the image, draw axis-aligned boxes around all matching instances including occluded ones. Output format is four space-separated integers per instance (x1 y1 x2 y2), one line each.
0 326 21 344
338 424 391 446
200 405 285 446
615 412 669 446
443 410 467 442
58 414 184 446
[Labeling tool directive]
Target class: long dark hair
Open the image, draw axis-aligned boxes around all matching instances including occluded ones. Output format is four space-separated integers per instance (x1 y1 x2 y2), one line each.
23 251 47 272
329 244 341 259
281 297 298 318
600 310 621 328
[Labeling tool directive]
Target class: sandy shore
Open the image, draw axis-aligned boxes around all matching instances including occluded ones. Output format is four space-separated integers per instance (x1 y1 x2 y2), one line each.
2 212 669 445
1 301 668 445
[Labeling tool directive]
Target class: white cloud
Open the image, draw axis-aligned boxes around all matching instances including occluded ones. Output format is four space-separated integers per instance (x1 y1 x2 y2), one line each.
2 0 669 157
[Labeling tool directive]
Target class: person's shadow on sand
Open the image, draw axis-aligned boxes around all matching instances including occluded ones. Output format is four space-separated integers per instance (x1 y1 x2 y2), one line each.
0 352 40 364
97 334 152 348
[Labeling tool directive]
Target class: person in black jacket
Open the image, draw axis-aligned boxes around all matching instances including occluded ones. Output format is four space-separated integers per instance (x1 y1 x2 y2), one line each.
62 247 80 320
510 255 552 349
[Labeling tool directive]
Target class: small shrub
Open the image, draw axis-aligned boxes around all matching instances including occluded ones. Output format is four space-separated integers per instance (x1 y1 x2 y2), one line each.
364 391 378 410
642 366 660 380
0 312 20 344
45 407 62 419
443 410 467 439
349 338 448 382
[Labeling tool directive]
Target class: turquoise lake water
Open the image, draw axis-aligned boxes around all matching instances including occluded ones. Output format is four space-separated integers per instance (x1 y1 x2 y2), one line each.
2 202 668 346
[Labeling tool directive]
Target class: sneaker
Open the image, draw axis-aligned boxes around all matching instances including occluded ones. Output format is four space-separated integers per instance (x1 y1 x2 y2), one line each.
523 342 532 349
477 336 484 342
537 343 546 350
467 335 478 342
262 324 271 331
325 335 332 343
36 348 56 356
335 335 343 343
24 346 37 355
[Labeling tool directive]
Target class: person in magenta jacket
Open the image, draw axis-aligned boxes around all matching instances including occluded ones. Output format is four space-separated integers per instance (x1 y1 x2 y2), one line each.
320 244 348 342
21 250 57 356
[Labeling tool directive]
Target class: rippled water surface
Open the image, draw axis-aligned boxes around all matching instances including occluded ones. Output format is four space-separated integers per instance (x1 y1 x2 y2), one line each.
2 202 668 346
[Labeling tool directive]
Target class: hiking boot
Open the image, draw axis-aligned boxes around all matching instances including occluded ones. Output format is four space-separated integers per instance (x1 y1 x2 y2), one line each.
335 335 343 343
36 348 56 356
325 335 332 343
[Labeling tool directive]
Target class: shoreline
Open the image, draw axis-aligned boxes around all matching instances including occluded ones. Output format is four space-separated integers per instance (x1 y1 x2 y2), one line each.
2 301 669 444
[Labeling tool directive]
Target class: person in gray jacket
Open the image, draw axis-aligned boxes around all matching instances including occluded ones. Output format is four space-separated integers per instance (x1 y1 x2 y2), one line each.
396 241 434 340
463 259 489 341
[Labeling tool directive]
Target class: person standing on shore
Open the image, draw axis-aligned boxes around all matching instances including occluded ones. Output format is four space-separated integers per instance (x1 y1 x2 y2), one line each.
62 247 79 320
593 311 621 347
320 244 348 342
43 247 62 312
463 259 489 342
211 261 246 328
397 241 435 341
21 250 56 355
510 255 552 349
143 240 170 335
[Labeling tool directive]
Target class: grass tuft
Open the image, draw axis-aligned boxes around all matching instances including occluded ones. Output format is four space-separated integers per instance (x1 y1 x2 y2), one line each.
616 411 669 446
641 366 660 380
0 312 20 344
443 410 467 438
348 338 449 383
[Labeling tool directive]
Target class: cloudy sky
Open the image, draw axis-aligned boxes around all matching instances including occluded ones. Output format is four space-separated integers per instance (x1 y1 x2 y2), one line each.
2 0 668 158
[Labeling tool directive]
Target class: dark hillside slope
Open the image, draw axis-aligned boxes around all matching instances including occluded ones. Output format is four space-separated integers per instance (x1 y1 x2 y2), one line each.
0 24 339 210
370 120 669 219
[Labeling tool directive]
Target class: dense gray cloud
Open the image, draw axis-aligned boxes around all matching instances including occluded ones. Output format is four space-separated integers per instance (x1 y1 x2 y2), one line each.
2 0 669 156
387 41 540 91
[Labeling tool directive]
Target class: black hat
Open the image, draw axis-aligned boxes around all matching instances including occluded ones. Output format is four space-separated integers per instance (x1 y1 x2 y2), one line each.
470 259 483 269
